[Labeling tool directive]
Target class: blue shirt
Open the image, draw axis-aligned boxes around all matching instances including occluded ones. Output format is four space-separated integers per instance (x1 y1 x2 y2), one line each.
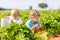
25 19 40 28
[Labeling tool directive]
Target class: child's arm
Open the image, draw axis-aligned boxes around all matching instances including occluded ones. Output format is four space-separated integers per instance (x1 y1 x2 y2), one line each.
1 13 11 25
2 13 8 18
13 17 23 24
31 24 38 30
30 24 39 33
39 25 44 29
18 17 23 24
1 18 9 27
31 24 44 33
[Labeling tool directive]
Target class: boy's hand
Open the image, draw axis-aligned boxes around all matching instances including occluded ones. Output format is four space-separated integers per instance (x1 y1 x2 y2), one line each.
31 24 39 33
2 13 9 19
31 24 44 33
31 24 38 30
2 13 6 18
39 25 44 30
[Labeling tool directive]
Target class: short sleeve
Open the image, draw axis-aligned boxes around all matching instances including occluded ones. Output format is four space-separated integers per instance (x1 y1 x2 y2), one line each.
37 21 40 26
9 16 13 21
25 21 32 28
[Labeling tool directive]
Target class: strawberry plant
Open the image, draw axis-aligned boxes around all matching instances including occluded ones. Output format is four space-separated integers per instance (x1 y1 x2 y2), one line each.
0 22 35 40
0 10 60 40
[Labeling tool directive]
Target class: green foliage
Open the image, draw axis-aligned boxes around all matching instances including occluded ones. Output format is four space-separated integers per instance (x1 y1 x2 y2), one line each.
40 10 60 35
0 10 60 40
0 22 35 40
35 31 48 40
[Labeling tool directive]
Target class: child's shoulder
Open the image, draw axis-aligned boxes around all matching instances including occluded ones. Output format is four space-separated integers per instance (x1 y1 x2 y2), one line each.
26 19 32 23
1 16 9 20
25 19 33 28
9 16 12 18
8 16 13 20
25 19 33 25
1 18 7 21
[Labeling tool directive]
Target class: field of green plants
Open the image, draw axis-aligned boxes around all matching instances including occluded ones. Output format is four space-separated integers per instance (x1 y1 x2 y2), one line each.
0 10 60 40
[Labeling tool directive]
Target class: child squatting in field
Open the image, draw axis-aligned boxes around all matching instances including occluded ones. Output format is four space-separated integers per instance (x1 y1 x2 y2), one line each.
25 10 43 33
1 8 23 27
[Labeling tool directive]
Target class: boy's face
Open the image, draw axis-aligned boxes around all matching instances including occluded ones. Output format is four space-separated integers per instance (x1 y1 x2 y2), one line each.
11 14 18 19
31 16 40 22
11 14 17 17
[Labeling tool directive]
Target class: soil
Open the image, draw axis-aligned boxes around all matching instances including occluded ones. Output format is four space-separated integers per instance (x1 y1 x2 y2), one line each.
49 35 60 40
50 37 60 40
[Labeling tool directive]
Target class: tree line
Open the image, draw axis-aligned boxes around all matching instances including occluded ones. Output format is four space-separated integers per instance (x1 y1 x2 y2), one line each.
0 3 48 10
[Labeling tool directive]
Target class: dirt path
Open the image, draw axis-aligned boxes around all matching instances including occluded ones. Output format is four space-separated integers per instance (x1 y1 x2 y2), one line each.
54 37 60 40
50 37 60 40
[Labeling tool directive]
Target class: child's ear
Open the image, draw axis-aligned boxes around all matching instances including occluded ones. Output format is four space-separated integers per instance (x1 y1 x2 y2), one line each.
30 16 33 19
29 15 31 18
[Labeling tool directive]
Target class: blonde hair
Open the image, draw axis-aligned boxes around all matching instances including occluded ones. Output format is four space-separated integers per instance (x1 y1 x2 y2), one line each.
11 8 20 16
30 10 40 17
